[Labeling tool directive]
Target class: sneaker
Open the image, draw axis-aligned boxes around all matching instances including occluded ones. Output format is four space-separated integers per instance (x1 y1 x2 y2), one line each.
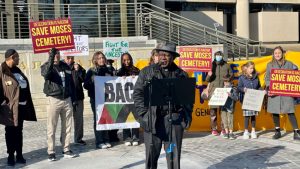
229 133 236 140
223 133 229 139
132 142 139 146
48 153 56 162
251 131 257 139
7 155 15 166
16 155 26 164
105 142 112 148
74 140 86 146
96 143 108 149
63 150 78 158
125 142 132 146
211 130 219 136
294 130 300 140
220 130 226 136
273 128 281 140
243 131 250 139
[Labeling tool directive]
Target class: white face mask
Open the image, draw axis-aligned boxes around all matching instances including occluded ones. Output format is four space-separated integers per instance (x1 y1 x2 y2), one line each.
215 55 223 62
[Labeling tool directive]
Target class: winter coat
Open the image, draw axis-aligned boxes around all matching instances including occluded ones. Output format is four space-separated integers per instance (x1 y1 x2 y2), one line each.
238 73 261 103
115 66 140 76
265 60 296 114
133 63 193 134
0 62 36 126
84 65 114 100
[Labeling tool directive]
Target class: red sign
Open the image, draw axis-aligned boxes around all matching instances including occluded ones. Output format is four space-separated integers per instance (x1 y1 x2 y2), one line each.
269 69 300 97
178 46 212 72
29 18 75 54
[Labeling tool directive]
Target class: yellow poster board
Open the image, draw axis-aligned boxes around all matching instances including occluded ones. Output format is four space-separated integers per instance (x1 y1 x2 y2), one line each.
135 51 300 131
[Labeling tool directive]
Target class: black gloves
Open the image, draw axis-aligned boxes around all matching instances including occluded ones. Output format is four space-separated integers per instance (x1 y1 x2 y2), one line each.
49 48 58 61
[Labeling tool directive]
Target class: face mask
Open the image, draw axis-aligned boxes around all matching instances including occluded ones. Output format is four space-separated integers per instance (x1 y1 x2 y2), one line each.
215 55 223 62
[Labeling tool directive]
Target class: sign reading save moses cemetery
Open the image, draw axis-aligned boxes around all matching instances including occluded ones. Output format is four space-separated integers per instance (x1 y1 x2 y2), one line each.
94 76 139 130
29 18 75 54
269 69 300 97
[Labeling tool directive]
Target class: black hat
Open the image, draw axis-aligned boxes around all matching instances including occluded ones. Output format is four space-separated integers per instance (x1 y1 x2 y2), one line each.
155 42 180 57
5 49 17 58
107 59 114 64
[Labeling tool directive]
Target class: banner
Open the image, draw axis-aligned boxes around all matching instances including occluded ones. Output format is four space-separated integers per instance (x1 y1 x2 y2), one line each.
60 35 89 56
269 69 300 97
208 88 231 106
242 89 265 111
103 40 129 59
94 76 139 130
29 18 75 54
135 51 300 131
178 46 212 72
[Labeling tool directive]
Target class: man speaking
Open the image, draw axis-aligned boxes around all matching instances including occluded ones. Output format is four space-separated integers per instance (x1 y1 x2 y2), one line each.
133 42 193 169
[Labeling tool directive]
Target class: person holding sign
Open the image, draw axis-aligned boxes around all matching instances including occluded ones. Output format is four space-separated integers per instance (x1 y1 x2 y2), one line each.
205 51 233 136
84 51 114 149
238 61 262 139
133 43 193 169
220 75 239 140
265 46 300 140
41 48 77 161
116 53 140 146
0 49 37 166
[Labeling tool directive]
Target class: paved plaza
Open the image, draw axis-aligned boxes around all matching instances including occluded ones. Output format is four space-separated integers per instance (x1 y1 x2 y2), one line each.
1 115 300 169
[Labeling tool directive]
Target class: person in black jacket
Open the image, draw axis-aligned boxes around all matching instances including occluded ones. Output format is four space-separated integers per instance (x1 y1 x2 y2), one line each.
41 48 77 161
63 56 86 145
133 43 193 169
116 53 140 146
83 51 114 149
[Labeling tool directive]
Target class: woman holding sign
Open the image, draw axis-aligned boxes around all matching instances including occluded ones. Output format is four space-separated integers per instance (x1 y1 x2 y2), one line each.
238 61 262 139
116 52 140 146
265 46 300 140
84 51 114 149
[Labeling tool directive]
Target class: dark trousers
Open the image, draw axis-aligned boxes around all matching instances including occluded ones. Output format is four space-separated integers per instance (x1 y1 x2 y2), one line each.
123 128 139 142
5 119 24 156
210 108 224 130
90 99 109 145
144 113 184 169
273 113 299 129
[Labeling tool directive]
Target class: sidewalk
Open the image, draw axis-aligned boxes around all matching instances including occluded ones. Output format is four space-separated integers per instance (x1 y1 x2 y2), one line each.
1 115 300 169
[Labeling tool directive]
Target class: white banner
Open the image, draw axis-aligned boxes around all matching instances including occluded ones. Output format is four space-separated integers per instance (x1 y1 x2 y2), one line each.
242 89 265 111
61 35 89 56
103 40 129 59
94 76 139 130
208 88 232 106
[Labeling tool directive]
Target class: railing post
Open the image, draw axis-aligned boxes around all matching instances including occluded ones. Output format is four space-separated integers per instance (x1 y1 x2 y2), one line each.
134 0 138 36
105 4 108 37
168 12 171 42
204 28 207 45
97 0 102 37
149 14 152 39
177 26 180 45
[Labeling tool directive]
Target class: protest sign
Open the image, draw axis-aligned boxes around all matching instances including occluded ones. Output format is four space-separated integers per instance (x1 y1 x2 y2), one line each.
103 40 129 59
60 35 89 56
208 88 232 106
29 18 75 53
242 89 265 111
178 46 212 72
269 69 300 97
94 76 139 130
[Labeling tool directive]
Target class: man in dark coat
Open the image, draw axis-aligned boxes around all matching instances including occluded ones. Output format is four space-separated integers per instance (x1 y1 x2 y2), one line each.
0 49 37 166
133 43 193 169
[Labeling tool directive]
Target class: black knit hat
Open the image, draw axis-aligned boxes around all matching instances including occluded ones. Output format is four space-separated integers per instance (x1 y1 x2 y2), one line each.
5 49 17 58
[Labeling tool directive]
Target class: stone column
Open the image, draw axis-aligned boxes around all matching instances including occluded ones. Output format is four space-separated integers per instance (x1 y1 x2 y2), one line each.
28 0 39 21
120 0 128 37
5 0 15 38
236 0 249 39
54 0 61 18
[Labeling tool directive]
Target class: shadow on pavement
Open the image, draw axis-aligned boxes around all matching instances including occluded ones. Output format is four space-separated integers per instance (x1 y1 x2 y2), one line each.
207 145 288 169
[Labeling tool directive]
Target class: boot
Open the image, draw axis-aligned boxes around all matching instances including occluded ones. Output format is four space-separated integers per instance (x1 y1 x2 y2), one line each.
16 154 26 164
272 128 281 139
294 130 300 140
7 154 15 166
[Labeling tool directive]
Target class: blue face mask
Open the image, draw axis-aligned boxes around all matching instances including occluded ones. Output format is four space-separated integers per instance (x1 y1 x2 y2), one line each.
215 55 223 62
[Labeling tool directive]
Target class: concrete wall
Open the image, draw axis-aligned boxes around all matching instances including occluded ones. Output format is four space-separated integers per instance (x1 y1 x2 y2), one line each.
180 11 227 32
250 12 299 42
